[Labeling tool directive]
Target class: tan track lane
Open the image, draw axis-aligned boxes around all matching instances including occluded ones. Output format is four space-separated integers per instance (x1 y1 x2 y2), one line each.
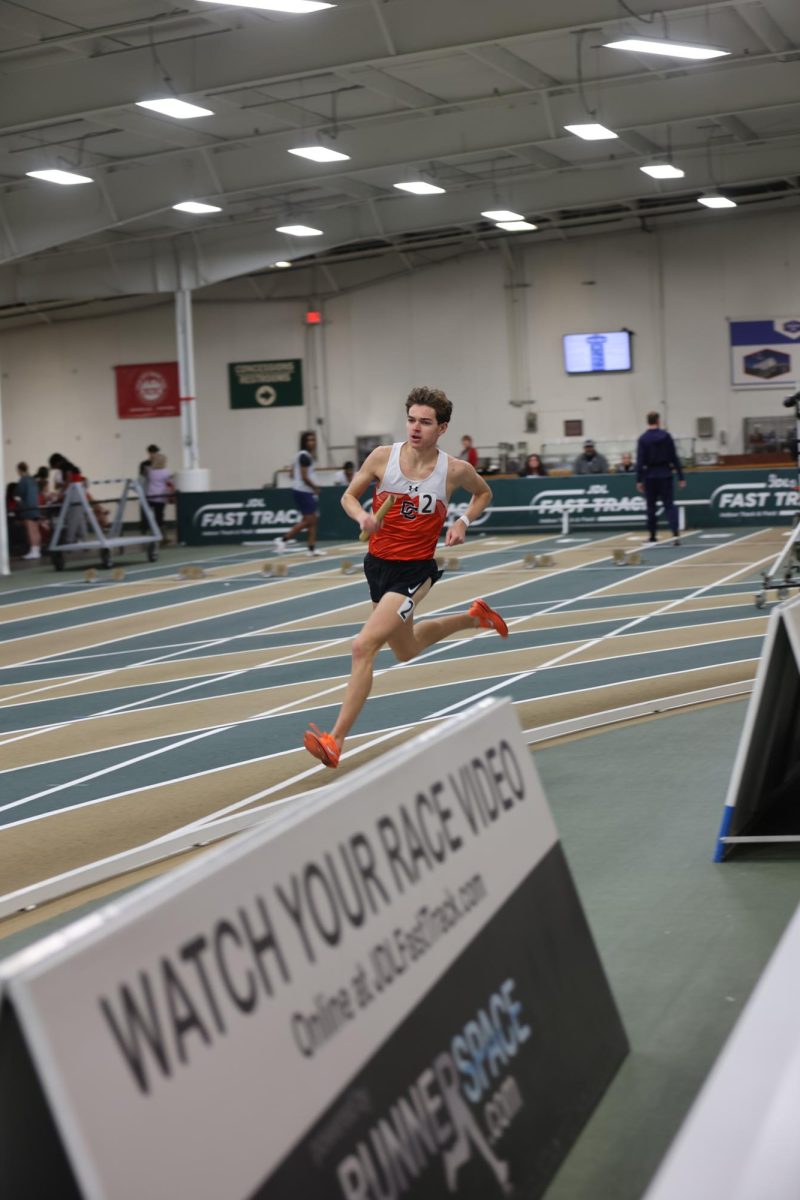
516 659 755 731
0 570 364 669
0 590 759 706
0 640 341 705
1 610 765 769
0 657 756 905
0 555 340 625
0 532 771 940
0 727 418 901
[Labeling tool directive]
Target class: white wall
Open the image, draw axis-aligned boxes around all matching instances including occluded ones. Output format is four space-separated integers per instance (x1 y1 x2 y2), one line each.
2 207 799 490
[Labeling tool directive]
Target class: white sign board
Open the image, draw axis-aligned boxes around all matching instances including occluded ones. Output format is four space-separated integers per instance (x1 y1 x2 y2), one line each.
644 900 800 1200
0 699 626 1199
714 593 800 859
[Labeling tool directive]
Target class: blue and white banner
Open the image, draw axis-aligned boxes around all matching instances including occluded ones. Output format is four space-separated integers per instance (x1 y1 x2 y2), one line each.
729 318 800 387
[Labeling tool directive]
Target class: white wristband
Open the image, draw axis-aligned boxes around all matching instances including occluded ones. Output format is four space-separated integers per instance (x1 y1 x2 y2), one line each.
458 514 471 529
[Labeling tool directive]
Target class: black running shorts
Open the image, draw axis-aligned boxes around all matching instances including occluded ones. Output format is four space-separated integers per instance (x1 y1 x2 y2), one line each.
363 553 443 603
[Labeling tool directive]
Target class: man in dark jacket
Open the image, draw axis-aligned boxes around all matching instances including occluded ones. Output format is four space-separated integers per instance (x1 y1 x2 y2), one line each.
636 411 685 543
573 439 609 474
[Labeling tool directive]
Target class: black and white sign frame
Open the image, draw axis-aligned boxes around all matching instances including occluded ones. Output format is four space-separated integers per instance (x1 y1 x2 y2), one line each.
0 699 627 1200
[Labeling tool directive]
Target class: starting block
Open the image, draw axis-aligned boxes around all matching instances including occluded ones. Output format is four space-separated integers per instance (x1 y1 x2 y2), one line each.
626 551 642 566
340 560 358 575
612 549 626 565
523 553 538 569
111 568 125 582
84 569 97 584
271 561 289 578
444 557 461 572
537 554 555 568
178 565 207 580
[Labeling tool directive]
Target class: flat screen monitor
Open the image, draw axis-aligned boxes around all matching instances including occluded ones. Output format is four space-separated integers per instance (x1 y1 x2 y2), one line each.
563 330 632 374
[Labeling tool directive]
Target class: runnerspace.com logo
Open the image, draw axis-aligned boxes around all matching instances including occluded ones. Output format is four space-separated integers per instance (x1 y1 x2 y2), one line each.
335 978 529 1198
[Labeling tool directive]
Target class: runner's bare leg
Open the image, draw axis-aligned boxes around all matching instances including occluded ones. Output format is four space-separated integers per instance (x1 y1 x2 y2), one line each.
330 582 480 749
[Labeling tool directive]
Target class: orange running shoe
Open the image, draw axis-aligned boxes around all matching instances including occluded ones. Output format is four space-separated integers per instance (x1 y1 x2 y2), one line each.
469 598 509 638
303 723 340 768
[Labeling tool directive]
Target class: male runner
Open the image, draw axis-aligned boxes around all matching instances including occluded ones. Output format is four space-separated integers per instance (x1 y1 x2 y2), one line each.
304 386 508 768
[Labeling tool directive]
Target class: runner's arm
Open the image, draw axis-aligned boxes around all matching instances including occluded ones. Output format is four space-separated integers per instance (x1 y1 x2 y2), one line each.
341 447 390 536
445 461 492 546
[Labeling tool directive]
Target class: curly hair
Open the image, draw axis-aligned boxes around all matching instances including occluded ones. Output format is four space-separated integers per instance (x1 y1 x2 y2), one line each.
405 386 452 425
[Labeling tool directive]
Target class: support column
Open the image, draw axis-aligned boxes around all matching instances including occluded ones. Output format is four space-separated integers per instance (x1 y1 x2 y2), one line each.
174 288 209 491
502 243 533 408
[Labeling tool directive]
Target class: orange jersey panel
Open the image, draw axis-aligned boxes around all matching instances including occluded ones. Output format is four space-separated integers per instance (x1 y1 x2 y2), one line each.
369 489 447 560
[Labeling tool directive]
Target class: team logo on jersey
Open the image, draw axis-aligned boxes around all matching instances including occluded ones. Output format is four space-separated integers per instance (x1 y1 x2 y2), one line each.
400 498 417 520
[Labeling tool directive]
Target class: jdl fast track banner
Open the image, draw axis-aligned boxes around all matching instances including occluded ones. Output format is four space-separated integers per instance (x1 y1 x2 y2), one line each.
178 469 800 543
0 699 627 1200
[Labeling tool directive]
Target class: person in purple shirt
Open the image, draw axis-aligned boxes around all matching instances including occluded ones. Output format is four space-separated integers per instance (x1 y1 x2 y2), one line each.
636 411 686 543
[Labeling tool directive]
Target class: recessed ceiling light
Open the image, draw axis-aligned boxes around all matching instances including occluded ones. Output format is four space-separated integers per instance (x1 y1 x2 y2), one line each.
273 261 292 268
173 201 222 213
640 164 685 179
276 224 324 236
288 146 350 162
481 209 525 222
564 123 618 141
136 98 214 119
196 0 334 11
26 169 93 185
393 181 446 195
496 220 538 232
604 37 729 61
697 194 737 209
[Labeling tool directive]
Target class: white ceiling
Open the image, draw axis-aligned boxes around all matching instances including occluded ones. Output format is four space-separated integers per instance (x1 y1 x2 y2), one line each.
1 0 799 324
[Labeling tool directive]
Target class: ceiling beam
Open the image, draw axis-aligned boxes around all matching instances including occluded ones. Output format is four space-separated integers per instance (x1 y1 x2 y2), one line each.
0 0 752 136
465 45 559 89
335 66 441 109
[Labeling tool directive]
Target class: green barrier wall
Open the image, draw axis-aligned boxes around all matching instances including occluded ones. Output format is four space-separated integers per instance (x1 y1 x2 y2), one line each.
177 469 799 545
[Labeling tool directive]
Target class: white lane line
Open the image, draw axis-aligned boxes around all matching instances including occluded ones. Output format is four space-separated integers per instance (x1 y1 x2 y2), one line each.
0 621 764 779
0 546 528 754
0 535 538 672
0 530 753 822
161 653 761 835
0 535 633 805
0 546 286 602
0 534 607 738
427 530 774 720
0 598 765 715
2 652 758 842
0 560 367 662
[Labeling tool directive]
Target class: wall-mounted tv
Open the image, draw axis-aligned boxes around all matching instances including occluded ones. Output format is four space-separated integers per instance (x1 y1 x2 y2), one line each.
563 330 633 374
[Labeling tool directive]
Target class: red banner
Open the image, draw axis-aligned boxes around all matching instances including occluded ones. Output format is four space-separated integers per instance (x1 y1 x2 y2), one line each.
114 362 180 419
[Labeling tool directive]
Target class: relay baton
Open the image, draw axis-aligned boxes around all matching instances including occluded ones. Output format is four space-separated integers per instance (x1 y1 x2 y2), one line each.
359 494 395 541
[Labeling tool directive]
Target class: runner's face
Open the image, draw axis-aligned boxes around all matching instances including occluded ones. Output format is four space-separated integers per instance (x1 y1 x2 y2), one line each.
407 405 446 450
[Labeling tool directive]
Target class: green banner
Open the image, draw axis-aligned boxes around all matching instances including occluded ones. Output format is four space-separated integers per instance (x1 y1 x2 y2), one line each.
178 469 800 544
228 359 303 409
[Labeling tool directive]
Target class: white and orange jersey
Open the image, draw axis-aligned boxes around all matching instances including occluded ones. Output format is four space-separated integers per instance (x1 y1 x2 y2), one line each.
369 442 449 560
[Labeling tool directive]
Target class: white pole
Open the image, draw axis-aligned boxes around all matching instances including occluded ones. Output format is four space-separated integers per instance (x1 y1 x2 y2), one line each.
175 288 199 471
0 365 8 575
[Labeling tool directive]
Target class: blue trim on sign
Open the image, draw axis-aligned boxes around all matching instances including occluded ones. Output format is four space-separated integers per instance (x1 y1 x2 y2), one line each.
713 804 735 862
730 320 800 345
